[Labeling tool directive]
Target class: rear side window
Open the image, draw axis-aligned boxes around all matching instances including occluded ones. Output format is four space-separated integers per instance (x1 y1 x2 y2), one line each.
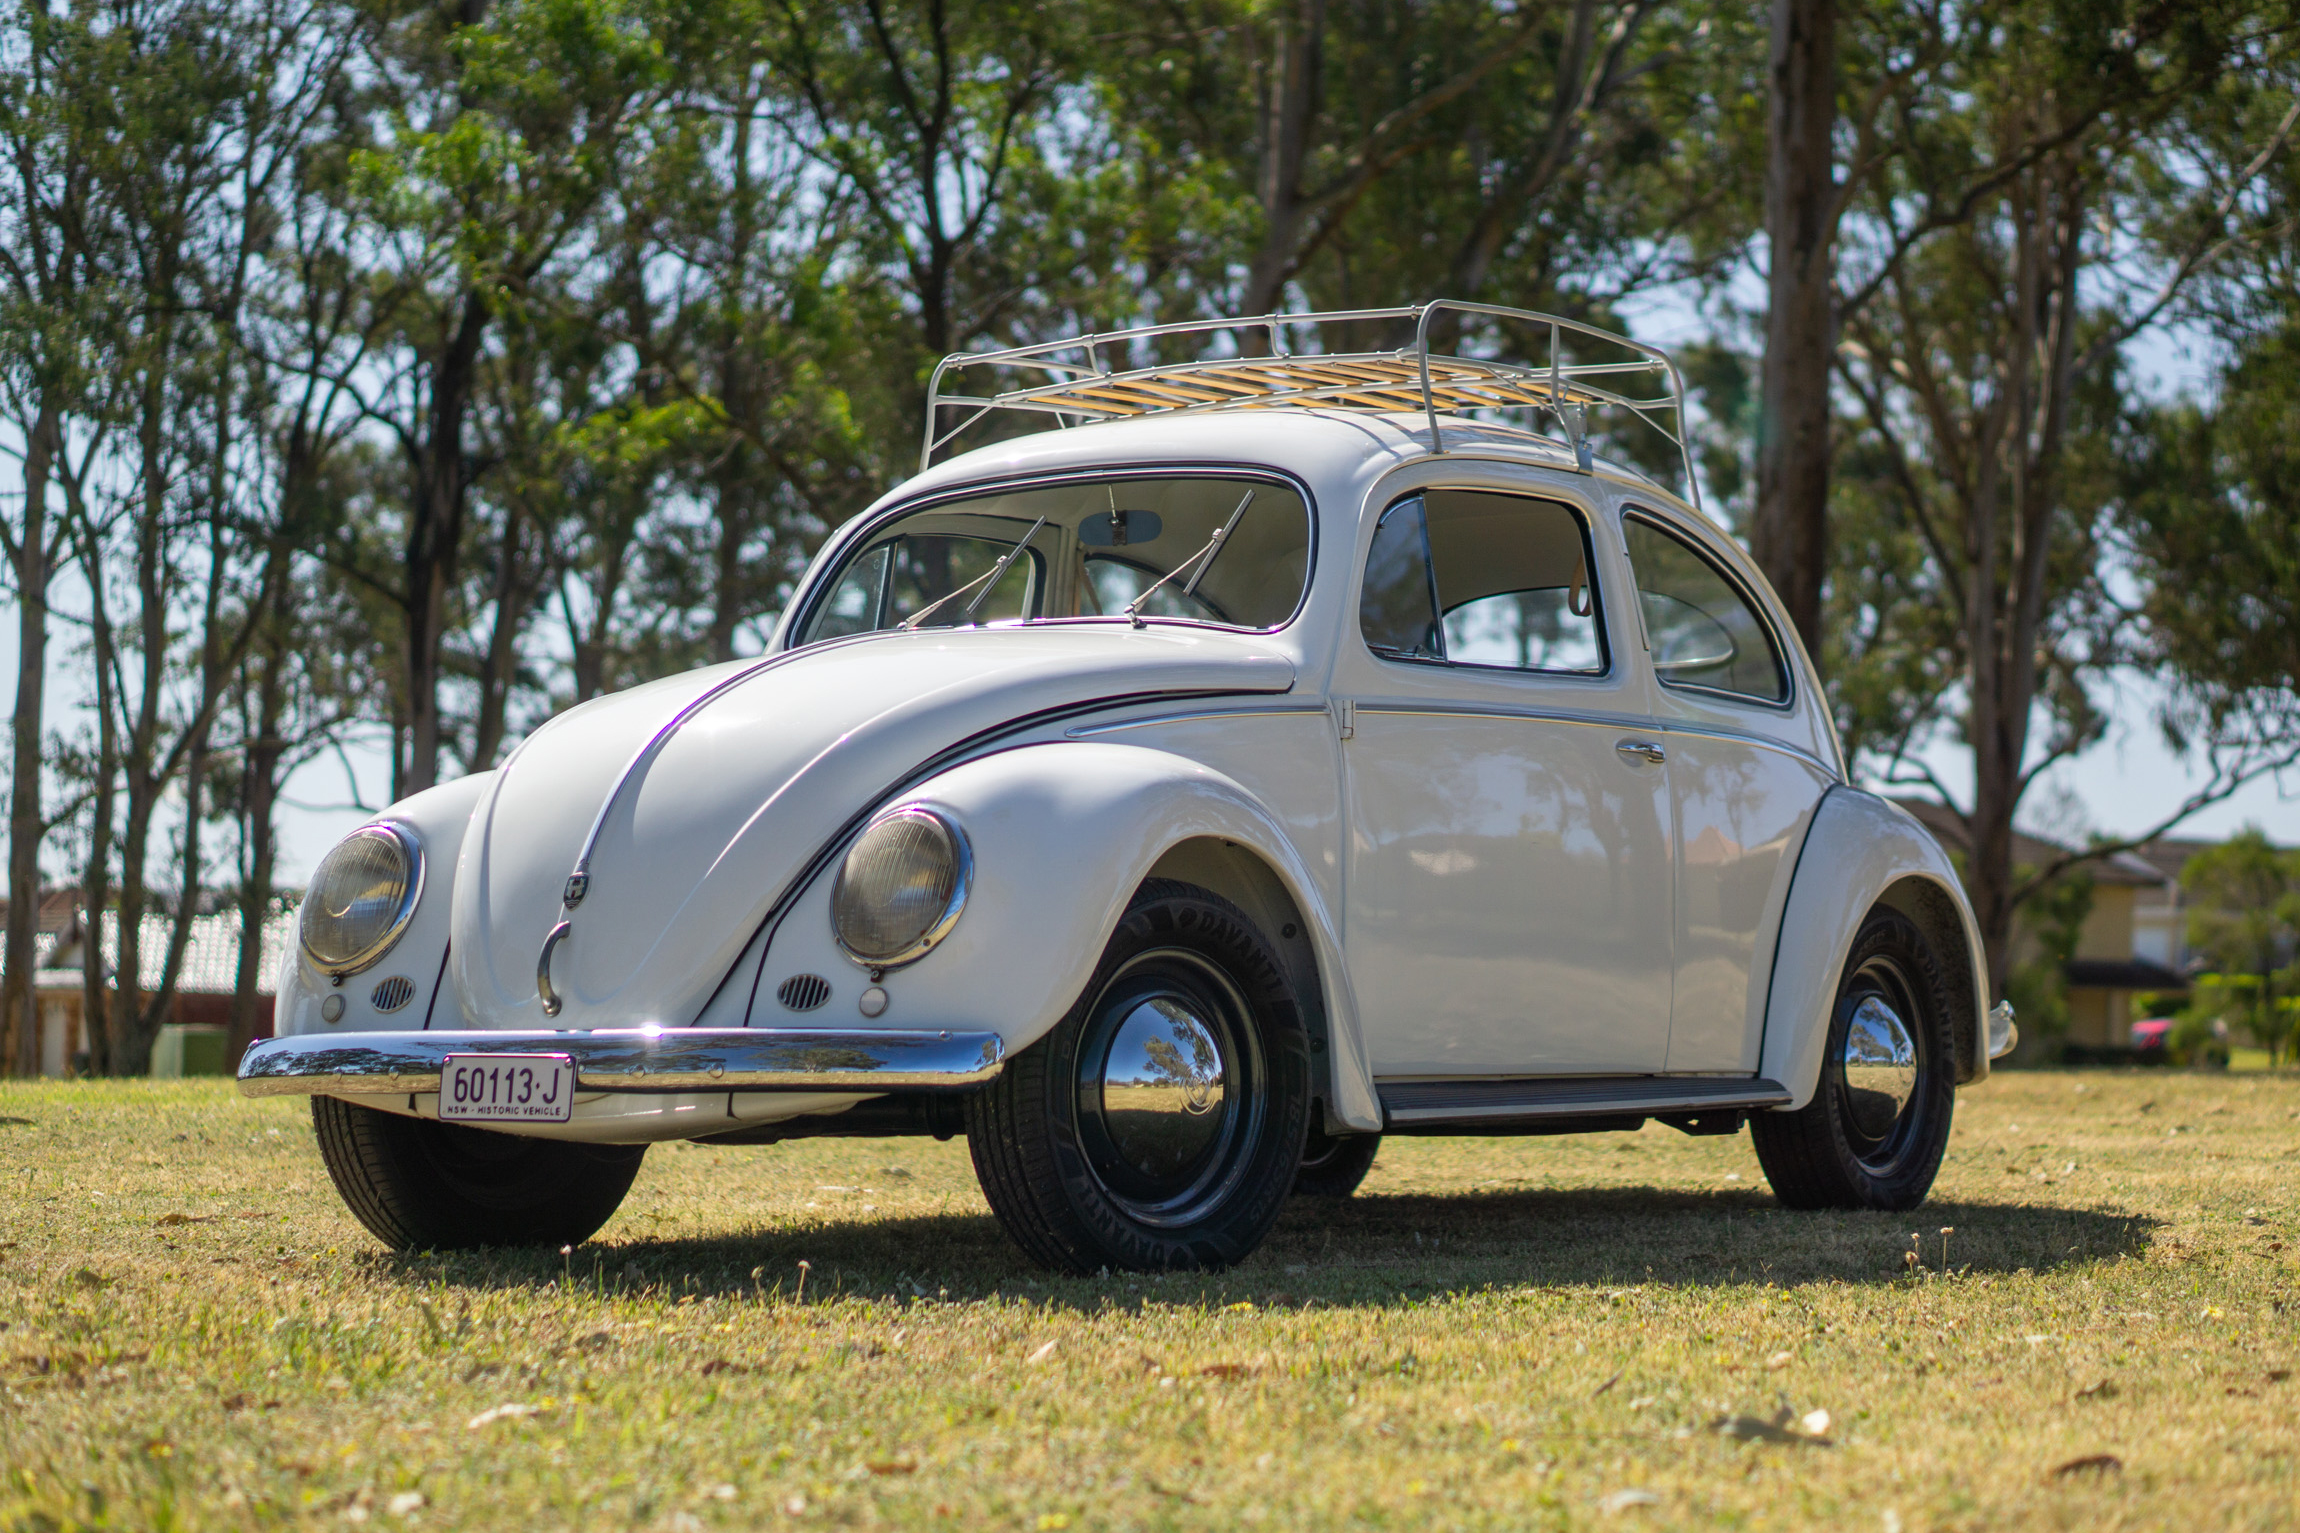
1623 515 1788 704
1358 490 1605 675
1358 498 1442 660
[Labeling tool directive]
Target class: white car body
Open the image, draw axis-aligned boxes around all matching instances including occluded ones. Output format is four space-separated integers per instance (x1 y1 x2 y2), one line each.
246 399 2004 1149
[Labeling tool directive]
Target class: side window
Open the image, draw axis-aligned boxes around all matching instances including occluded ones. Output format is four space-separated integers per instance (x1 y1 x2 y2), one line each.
1358 497 1441 660
1424 490 1605 674
1357 490 1607 675
1623 516 1788 704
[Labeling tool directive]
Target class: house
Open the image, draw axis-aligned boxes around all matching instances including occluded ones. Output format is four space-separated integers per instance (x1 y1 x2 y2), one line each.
2128 837 2213 976
1892 800 2187 1053
4 892 294 1077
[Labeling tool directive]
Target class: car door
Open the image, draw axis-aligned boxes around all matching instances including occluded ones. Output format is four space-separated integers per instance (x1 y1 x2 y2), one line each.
1336 487 1675 1077
1621 511 1833 1073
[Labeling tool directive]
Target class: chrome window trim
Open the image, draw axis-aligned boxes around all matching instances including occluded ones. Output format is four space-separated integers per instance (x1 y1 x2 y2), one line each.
1620 508 1797 714
785 462 1322 648
831 806 974 971
299 821 425 980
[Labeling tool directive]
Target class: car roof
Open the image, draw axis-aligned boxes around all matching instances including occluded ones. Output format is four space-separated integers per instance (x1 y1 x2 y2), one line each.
882 407 1698 524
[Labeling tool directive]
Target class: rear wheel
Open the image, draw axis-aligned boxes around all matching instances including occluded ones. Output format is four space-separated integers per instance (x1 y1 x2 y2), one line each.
1294 1126 1380 1198
311 1095 645 1251
1752 907 1956 1211
966 880 1311 1273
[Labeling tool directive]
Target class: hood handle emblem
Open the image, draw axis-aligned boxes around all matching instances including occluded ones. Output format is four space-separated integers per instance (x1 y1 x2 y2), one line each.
563 870 589 908
537 921 572 1016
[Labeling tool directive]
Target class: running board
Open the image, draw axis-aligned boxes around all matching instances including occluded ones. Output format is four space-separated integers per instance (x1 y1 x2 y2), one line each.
1376 1075 1790 1135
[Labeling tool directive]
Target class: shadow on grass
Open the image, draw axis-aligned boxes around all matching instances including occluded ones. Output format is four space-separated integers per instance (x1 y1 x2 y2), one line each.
367 1183 2158 1309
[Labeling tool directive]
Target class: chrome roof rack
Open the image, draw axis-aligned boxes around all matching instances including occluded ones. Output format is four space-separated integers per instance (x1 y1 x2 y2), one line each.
920 300 1700 511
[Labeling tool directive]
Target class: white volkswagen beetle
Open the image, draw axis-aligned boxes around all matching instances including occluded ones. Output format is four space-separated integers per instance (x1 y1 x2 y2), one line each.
244 304 2015 1273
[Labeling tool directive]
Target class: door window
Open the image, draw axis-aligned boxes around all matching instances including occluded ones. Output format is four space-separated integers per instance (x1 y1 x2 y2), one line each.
1358 491 1606 674
1623 516 1788 704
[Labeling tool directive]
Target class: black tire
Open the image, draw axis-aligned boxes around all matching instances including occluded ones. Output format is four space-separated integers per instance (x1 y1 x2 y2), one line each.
1294 1126 1380 1198
1752 906 1956 1211
965 879 1312 1273
311 1095 646 1251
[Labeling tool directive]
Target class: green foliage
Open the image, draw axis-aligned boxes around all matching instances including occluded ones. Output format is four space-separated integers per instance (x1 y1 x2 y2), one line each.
2176 828 2300 1063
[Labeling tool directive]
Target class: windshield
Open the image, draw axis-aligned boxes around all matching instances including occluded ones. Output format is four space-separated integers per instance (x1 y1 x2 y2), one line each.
798 474 1312 644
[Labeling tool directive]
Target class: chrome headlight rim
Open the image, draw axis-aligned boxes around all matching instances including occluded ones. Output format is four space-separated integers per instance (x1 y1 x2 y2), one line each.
830 805 971 971
298 821 424 980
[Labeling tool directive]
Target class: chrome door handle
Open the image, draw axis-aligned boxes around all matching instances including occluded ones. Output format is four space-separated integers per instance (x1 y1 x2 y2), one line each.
1615 739 1666 766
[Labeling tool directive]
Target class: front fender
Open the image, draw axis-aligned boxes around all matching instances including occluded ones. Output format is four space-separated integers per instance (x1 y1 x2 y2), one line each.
751 741 1383 1133
274 771 498 1040
1760 787 1990 1110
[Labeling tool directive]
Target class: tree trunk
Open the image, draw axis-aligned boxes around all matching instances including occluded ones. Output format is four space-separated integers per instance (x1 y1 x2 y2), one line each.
470 499 533 770
231 625 289 1062
1241 0 1326 318
76 479 119 1076
4 398 59 1077
1752 0 1837 657
402 290 489 796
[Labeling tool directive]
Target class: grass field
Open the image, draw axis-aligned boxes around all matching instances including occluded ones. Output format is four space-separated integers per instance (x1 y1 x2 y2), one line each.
2 1071 2295 1531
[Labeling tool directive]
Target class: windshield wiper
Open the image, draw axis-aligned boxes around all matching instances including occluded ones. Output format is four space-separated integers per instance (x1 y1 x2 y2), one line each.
1125 490 1254 629
899 514 1050 631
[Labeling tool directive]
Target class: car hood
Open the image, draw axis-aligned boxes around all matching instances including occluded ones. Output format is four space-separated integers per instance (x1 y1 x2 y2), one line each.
447 625 1295 1029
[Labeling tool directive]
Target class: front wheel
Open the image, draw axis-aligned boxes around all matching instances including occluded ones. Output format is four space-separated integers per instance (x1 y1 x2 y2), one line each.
965 879 1312 1273
311 1095 646 1251
1752 907 1956 1211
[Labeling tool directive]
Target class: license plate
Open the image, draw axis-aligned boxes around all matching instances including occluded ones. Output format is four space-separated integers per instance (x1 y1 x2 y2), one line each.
440 1054 575 1123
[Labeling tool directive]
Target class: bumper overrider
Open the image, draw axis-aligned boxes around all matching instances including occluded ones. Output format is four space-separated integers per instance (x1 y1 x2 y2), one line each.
237 1027 1006 1098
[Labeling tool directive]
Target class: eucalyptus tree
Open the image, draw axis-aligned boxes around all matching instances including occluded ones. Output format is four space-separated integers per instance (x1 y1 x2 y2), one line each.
1090 0 1729 337
0 0 106 1075
344 0 668 796
61 0 367 1074
1825 2 2298 993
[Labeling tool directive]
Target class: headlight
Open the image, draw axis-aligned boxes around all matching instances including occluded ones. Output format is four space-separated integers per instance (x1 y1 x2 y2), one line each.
831 807 970 968
299 823 423 977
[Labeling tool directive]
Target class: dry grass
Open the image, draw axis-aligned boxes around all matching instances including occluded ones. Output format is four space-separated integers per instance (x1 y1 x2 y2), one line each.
2 1070 2296 1530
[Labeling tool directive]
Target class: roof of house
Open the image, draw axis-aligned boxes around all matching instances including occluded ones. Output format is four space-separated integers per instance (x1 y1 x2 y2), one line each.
19 909 294 996
1890 799 2168 888
2065 956 2190 992
0 887 86 935
2127 837 2214 886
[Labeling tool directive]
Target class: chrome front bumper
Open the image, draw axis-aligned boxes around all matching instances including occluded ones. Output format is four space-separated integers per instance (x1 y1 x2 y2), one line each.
237 1027 1006 1098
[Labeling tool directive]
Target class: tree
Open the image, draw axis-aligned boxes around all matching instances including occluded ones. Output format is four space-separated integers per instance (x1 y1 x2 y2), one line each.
1825 3 2296 994
0 0 111 1075
2181 828 2300 1064
345 0 667 795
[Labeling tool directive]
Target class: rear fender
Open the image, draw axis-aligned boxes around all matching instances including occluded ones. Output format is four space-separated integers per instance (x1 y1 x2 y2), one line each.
1760 787 1990 1109
751 741 1383 1132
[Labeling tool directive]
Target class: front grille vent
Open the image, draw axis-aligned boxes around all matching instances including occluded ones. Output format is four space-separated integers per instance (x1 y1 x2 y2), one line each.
777 973 831 1012
370 975 416 1013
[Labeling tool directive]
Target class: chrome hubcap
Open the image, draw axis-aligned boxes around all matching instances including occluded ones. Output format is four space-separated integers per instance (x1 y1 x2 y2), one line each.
1099 997 1229 1181
1073 950 1263 1226
1840 995 1917 1139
